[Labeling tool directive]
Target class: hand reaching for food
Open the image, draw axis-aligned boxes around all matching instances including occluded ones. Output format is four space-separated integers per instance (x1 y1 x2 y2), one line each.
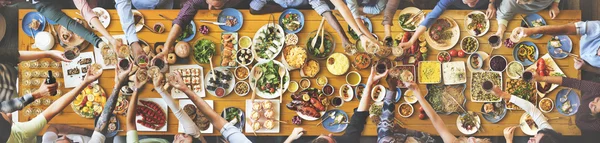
167 72 189 92
491 86 509 100
47 50 71 62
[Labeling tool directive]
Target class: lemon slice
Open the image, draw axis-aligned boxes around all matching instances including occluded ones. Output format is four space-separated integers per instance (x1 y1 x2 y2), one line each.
419 41 427 47
82 107 90 112
419 35 426 41
405 90 414 97
73 99 82 106
86 101 93 107
420 47 428 53
84 88 92 95
87 94 95 102
76 95 83 100
302 94 310 101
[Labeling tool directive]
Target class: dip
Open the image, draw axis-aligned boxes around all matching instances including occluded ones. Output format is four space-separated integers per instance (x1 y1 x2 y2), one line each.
346 71 361 86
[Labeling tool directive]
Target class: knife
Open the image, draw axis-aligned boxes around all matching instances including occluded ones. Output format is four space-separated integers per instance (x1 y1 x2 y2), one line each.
199 20 226 26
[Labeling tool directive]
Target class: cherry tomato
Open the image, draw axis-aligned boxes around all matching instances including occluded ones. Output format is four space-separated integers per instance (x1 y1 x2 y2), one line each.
449 49 458 57
457 50 466 58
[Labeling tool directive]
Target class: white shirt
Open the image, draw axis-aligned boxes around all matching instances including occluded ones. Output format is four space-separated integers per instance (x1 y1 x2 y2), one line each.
42 132 91 143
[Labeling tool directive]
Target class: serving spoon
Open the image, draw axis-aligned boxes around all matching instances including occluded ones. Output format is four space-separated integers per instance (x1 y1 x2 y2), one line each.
278 66 286 103
311 17 325 50
208 55 216 80
251 68 263 103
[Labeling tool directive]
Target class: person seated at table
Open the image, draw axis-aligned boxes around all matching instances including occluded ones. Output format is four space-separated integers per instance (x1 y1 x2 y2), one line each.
164 72 252 143
342 0 394 42
330 0 380 52
34 0 119 51
284 66 388 143
492 0 560 40
397 0 498 50
492 86 564 143
405 82 492 143
509 21 600 75
41 124 94 143
450 0 500 11
87 61 132 143
249 0 354 48
155 0 244 62
0 65 102 143
131 0 174 9
115 0 153 59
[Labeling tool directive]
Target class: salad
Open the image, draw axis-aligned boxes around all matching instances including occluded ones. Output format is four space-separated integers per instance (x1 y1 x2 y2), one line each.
193 39 216 64
398 13 417 30
254 61 288 94
178 24 194 41
282 13 301 32
307 32 334 59
253 24 284 60
466 13 487 36
347 19 370 40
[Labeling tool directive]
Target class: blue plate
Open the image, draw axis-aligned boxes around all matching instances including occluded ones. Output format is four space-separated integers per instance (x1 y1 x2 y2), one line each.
218 8 243 32
180 21 196 42
94 115 120 138
520 14 546 39
395 88 403 103
362 16 373 32
22 12 46 37
221 107 245 131
480 101 507 124
547 35 573 59
354 83 366 101
279 8 304 34
513 41 539 66
555 88 580 116
321 109 349 133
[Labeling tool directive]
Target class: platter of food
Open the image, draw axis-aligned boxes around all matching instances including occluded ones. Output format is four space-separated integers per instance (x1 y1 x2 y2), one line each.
235 66 249 80
520 113 539 136
418 61 442 84
461 36 479 54
192 39 216 64
321 109 349 133
94 115 119 137
95 36 124 69
425 84 466 114
170 65 205 98
506 79 537 110
481 101 507 123
236 48 254 66
351 52 371 70
178 21 196 42
389 65 416 88
220 32 238 67
281 45 307 70
132 10 145 32
513 41 539 66
61 52 98 88
300 59 320 78
252 23 285 61
456 112 481 135
245 100 281 133
221 107 245 131
525 54 565 97
235 81 250 96
287 88 326 121
555 88 580 116
506 61 524 79
397 7 424 31
135 98 168 131
250 60 290 99
205 67 235 97
179 99 214 133
426 17 460 50
470 71 502 102
22 12 46 37
306 30 335 59
547 35 573 59
442 61 467 85
71 83 106 118
279 8 304 34
354 84 366 101
464 11 489 37
521 13 546 39
348 16 372 40
326 53 350 76
218 8 243 32
90 7 110 29
113 95 129 115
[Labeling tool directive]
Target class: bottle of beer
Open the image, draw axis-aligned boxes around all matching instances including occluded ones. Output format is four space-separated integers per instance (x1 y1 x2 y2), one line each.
46 70 57 96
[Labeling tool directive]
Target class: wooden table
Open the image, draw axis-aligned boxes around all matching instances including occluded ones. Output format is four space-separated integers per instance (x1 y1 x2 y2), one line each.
18 9 582 136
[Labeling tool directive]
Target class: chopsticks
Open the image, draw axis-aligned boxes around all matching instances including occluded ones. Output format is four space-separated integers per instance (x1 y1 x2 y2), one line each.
520 15 531 28
159 14 173 21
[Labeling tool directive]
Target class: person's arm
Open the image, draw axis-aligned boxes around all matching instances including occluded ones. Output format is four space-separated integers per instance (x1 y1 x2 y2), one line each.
155 88 204 140
310 0 351 45
524 23 577 35
494 0 516 36
249 0 284 15
401 0 452 49
46 124 94 136
18 50 69 62
361 0 387 15
494 87 552 130
162 0 202 55
35 1 103 47
126 89 139 132
382 0 400 37
551 77 600 95
72 0 116 49
0 94 35 113
115 0 139 45
410 83 457 143
331 0 378 50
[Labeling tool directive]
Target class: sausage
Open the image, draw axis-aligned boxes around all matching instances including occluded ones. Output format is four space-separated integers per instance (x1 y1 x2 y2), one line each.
310 98 325 111
298 106 321 118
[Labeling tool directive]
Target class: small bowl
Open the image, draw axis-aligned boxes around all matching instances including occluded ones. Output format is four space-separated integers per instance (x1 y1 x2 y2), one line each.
468 53 483 70
394 88 403 103
371 85 386 102
299 78 311 89
404 89 418 104
215 87 226 98
153 23 165 33
460 36 479 54
346 71 362 86
339 84 354 102
234 66 250 80
506 61 524 79
288 81 299 93
331 96 345 108
437 51 451 62
539 97 554 113
489 55 507 72
398 102 414 118
234 81 250 96
316 76 328 86
236 48 255 66
322 84 335 96
239 36 253 49
354 83 366 101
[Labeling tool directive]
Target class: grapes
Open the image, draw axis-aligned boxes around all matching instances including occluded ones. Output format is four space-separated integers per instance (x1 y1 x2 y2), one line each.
503 38 515 48
292 115 302 125
199 25 209 35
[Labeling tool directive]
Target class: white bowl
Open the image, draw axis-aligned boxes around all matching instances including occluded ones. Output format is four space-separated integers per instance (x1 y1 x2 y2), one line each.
239 36 252 49
345 71 362 86
339 84 354 102
234 81 250 96
489 55 507 72
460 36 479 54
538 97 554 113
506 61 524 79
33 31 54 51
234 66 249 80
371 85 386 102
398 102 414 118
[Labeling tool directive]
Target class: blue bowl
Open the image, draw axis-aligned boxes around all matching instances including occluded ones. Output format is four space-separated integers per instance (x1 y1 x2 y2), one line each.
480 101 507 124
512 41 539 66
555 88 580 116
22 12 46 37
279 8 304 34
321 109 349 133
395 88 403 103
218 8 243 32
354 83 366 101
180 21 196 42
547 35 573 59
520 13 546 39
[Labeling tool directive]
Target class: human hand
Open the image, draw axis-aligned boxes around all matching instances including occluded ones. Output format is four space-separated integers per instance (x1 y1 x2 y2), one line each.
549 4 560 19
530 70 544 82
167 72 189 92
83 65 103 84
152 73 166 90
154 51 169 64
360 35 380 51
503 126 517 142
32 81 58 98
397 42 412 50
485 4 496 19
386 75 399 91
130 42 146 59
491 86 510 99
367 65 388 85
510 27 529 39
134 72 147 92
404 82 420 93
288 127 305 141
115 60 132 84
574 57 584 70
46 50 71 62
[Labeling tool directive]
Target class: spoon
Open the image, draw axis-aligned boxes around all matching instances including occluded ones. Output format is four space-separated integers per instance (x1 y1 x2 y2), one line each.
208 55 216 80
560 88 572 103
316 111 336 126
142 24 157 33
319 22 326 53
554 48 578 57
329 122 349 126
251 68 263 103
311 17 325 49
278 66 286 103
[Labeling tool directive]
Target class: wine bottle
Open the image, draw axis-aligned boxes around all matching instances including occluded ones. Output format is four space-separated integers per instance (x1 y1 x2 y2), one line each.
45 70 57 96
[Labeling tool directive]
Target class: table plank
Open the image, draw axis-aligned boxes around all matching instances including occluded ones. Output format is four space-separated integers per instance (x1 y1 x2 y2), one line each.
18 9 581 136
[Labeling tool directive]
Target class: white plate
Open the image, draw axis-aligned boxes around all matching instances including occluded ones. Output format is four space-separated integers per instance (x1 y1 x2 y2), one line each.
95 35 127 69
251 24 285 61
205 67 235 97
245 99 280 133
90 7 110 29
339 84 354 102
426 17 460 51
178 100 213 133
397 7 424 32
456 113 481 135
136 98 168 132
249 60 290 99
132 10 144 32
506 61 524 79
61 52 96 88
519 113 539 136
404 89 418 104
464 11 490 37
371 85 386 102
442 61 467 85
170 65 205 98
525 54 564 98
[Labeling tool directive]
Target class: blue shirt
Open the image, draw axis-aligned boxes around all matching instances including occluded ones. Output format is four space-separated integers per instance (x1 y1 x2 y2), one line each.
576 21 600 68
420 0 455 28
115 0 139 45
